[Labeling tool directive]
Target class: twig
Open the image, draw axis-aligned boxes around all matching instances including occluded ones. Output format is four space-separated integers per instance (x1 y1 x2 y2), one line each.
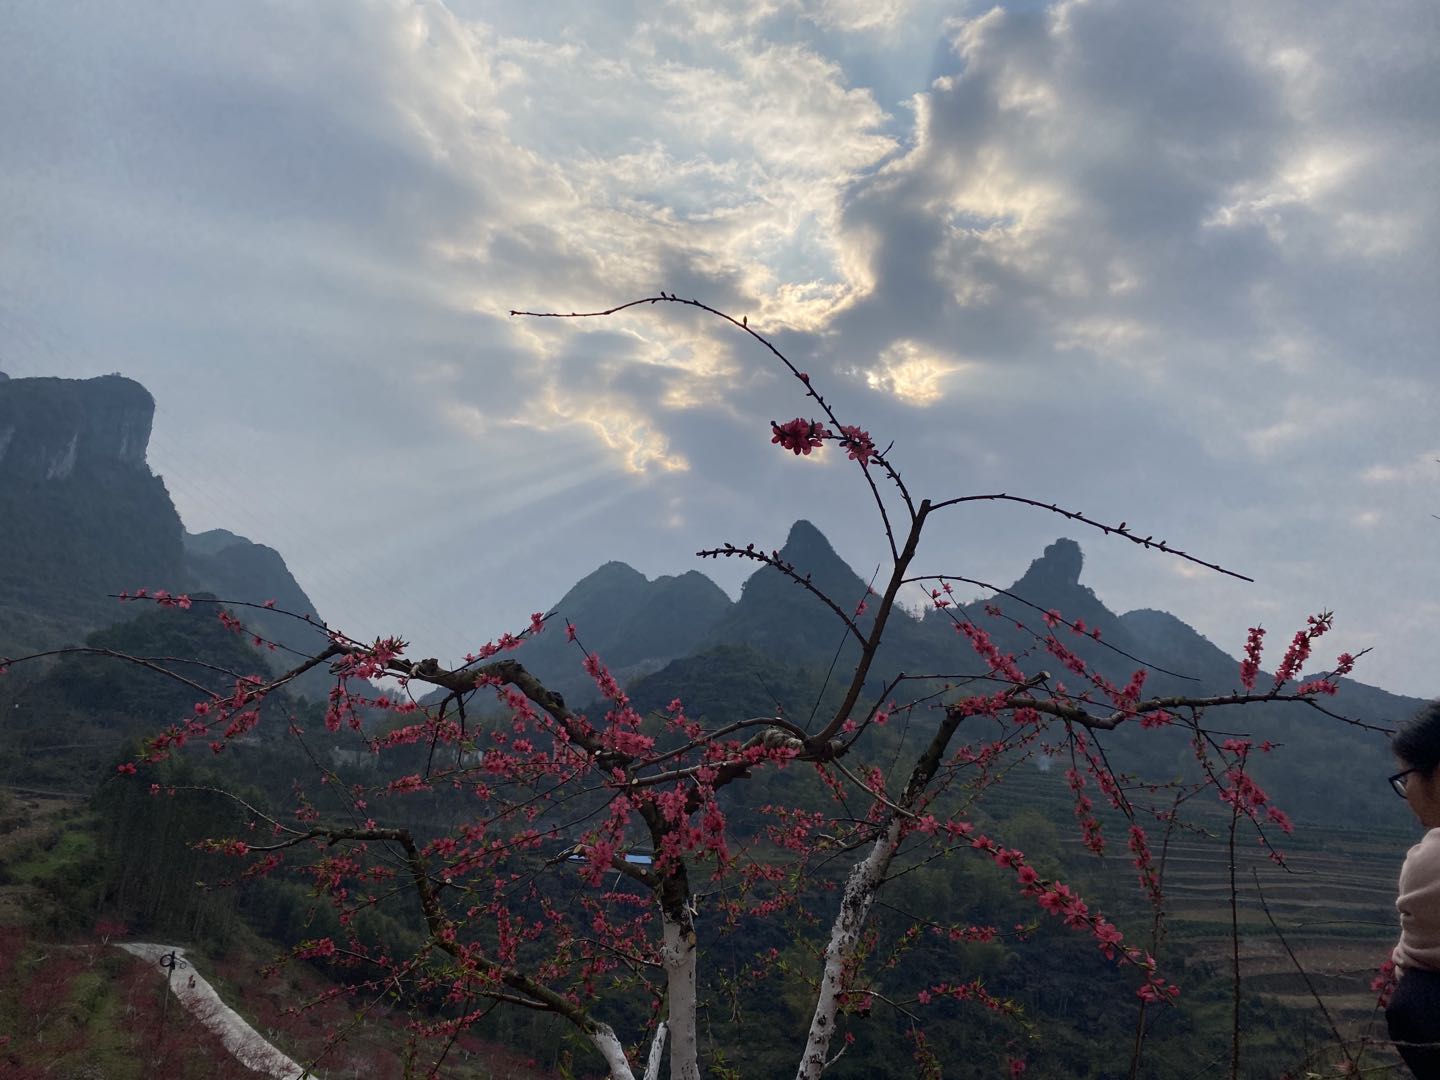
512 294 915 551
696 543 865 644
908 573 1199 681
1227 779 1242 1080
926 493 1253 581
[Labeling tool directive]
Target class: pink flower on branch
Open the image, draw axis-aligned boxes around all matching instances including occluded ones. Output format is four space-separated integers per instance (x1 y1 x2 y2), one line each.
1372 958 1398 1007
297 937 338 960
770 417 829 455
1272 611 1333 688
966 830 1163 991
1239 626 1265 690
837 424 877 464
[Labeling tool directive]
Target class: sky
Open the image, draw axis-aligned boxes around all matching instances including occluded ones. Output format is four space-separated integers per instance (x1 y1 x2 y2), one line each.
3 0 1438 697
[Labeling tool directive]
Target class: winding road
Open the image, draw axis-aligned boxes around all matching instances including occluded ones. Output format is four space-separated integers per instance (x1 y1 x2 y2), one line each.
118 943 318 1079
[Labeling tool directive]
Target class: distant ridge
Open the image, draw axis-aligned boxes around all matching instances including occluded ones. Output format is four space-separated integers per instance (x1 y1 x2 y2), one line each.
565 518 1416 830
497 561 734 702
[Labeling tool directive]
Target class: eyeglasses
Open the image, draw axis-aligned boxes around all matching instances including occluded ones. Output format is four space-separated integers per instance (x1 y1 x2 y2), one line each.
1392 768 1422 798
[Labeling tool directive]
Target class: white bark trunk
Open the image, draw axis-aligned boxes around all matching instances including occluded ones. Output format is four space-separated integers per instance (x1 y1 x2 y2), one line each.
643 1020 670 1080
796 817 903 1080
591 1022 638 1080
663 912 701 1080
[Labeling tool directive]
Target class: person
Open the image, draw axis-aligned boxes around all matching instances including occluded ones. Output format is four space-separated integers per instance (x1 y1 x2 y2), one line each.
1388 702 1440 1077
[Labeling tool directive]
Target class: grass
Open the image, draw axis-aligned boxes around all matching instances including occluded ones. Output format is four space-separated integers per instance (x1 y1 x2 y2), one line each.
7 824 96 884
0 942 242 1079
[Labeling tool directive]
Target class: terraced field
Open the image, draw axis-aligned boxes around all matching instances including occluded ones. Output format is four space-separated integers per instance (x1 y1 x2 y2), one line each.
1157 828 1403 1046
974 761 1415 1070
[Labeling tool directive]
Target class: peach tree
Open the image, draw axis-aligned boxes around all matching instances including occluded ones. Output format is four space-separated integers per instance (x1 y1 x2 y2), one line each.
3 297 1369 1079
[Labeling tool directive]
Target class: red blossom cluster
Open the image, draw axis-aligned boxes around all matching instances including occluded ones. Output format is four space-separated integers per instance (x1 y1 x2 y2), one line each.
955 621 1027 683
838 424 877 463
1272 611 1333 688
1137 708 1172 729
1240 626 1265 689
117 587 193 609
913 977 1015 1014
1372 958 1398 1008
769 417 879 465
296 937 338 960
1218 740 1294 834
770 417 828 455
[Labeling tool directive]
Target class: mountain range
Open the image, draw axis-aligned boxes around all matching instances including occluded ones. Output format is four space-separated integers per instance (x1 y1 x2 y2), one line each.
523 524 1417 827
0 371 1422 827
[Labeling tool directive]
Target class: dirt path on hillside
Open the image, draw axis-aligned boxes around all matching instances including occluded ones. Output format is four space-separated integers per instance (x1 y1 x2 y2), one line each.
118 943 319 1079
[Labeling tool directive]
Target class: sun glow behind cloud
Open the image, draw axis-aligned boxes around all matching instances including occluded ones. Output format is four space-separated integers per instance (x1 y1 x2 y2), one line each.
542 388 691 475
863 341 965 406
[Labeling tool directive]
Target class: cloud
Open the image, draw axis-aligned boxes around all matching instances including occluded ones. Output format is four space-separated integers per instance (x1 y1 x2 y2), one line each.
862 340 965 405
1361 453 1440 488
804 0 917 33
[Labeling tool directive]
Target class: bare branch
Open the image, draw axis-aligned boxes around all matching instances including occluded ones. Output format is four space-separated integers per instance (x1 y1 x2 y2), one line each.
511 294 915 547
927 493 1253 581
907 572 1201 682
990 689 1384 732
1252 869 1358 1073
809 501 932 748
696 543 865 644
0 647 218 697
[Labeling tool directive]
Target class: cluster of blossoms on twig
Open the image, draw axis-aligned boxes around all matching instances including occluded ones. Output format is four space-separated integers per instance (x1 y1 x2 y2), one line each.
1238 611 1355 696
117 587 193 609
771 417 879 464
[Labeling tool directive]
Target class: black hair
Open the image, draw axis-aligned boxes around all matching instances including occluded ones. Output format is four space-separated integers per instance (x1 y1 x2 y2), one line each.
1393 702 1440 775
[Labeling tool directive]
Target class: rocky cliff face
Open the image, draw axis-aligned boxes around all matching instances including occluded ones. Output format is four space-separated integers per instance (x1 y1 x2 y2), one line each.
0 374 155 480
0 375 326 692
0 375 184 657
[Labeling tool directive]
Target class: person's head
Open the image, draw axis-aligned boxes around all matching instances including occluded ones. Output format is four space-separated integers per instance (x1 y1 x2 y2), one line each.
1392 702 1440 827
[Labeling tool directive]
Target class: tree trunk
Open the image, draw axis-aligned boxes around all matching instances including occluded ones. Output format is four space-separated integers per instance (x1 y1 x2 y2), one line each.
644 1020 670 1080
590 1022 638 1080
796 817 903 1080
663 908 701 1080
